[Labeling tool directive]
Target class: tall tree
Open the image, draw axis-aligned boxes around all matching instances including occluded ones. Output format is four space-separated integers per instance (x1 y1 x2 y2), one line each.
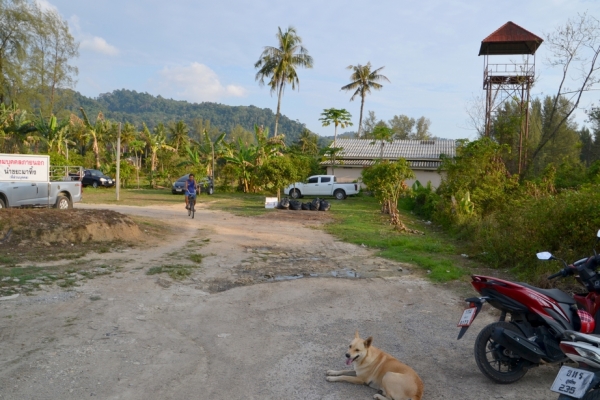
341 63 390 137
528 13 600 174
389 115 415 140
296 128 318 155
78 107 107 169
320 108 352 175
254 26 313 137
167 120 189 153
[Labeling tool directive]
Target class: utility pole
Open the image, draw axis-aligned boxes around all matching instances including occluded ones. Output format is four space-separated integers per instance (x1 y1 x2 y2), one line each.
116 123 121 201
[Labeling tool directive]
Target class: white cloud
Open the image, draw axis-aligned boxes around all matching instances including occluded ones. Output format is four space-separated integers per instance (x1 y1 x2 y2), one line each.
80 37 119 56
35 0 58 12
155 62 246 102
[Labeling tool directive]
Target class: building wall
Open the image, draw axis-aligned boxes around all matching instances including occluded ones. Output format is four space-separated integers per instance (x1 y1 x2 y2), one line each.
326 166 445 188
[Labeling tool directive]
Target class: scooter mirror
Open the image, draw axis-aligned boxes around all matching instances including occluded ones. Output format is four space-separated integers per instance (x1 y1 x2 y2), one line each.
537 251 553 260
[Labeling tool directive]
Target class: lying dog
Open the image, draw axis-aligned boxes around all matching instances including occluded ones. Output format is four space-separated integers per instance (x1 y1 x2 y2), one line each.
326 331 423 400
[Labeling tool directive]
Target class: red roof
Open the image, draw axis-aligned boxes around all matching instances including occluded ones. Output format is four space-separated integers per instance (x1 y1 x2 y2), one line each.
479 22 543 56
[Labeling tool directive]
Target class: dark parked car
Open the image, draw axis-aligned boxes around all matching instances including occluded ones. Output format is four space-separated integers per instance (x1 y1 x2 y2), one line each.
171 175 214 195
82 169 115 188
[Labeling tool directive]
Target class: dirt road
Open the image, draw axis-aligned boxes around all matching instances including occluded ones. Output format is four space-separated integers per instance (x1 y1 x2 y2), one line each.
0 203 560 399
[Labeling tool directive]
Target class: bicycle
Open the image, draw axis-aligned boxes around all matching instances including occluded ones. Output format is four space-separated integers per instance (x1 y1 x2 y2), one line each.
187 193 196 219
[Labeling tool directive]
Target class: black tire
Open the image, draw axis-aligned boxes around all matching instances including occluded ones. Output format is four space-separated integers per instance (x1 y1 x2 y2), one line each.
474 321 528 384
583 390 600 400
334 189 346 200
92 181 98 188
290 189 301 199
0 198 5 209
55 195 72 210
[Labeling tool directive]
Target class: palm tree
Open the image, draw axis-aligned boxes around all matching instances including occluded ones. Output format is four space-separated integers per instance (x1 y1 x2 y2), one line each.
79 107 110 169
341 63 390 137
319 108 352 175
223 139 257 193
168 120 189 153
254 26 313 137
319 108 353 146
297 128 318 155
371 124 393 159
142 123 175 187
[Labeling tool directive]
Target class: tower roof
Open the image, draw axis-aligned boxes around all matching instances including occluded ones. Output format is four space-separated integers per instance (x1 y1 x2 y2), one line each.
479 21 543 56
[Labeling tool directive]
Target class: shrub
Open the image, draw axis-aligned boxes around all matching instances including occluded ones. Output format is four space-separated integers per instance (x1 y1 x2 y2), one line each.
468 186 600 280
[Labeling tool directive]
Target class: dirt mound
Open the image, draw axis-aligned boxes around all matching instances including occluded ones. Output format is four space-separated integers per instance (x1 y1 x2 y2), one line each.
0 209 142 247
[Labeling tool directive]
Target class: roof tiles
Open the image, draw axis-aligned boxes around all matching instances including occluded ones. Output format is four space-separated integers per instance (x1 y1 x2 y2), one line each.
329 139 456 160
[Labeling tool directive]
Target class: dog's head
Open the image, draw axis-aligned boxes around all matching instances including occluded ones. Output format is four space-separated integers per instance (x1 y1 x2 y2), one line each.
344 331 372 366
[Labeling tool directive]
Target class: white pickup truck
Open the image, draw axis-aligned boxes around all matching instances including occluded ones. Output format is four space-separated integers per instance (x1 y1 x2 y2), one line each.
0 154 83 209
284 175 359 200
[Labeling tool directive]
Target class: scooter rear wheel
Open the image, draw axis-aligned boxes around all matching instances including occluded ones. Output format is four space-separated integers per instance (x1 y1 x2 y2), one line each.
474 321 528 384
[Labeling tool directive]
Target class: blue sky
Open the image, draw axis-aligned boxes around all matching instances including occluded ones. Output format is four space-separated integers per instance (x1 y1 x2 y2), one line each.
39 0 600 139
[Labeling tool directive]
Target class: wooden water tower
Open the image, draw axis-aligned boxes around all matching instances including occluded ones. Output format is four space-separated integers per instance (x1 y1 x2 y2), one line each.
479 22 543 174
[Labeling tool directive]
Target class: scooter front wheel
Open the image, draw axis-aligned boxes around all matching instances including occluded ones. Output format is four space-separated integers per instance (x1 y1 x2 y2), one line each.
474 321 528 384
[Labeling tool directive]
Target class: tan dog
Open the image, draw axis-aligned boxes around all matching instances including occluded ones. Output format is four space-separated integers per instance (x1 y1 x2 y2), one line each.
326 331 423 400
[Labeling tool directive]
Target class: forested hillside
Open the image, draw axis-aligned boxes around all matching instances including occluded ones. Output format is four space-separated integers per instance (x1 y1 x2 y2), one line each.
65 89 308 145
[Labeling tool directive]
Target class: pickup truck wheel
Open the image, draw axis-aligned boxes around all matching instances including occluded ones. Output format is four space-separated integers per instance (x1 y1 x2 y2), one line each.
55 195 72 210
0 198 5 209
334 189 346 200
92 181 98 188
290 189 301 199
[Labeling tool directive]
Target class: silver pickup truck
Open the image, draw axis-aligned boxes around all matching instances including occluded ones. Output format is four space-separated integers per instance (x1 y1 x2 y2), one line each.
0 154 83 209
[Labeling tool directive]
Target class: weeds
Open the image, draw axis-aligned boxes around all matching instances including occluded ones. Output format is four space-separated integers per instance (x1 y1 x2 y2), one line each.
146 263 201 280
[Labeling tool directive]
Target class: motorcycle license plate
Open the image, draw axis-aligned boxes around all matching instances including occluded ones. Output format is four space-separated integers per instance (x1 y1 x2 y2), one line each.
457 307 477 327
550 366 594 398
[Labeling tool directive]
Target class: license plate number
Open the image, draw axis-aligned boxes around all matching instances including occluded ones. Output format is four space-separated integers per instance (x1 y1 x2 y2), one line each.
457 307 477 327
550 366 594 398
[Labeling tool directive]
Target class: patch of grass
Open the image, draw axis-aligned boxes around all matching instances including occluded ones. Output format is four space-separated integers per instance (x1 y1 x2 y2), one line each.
324 196 468 283
82 188 182 207
189 254 203 264
0 255 16 265
146 263 201 280
207 193 272 217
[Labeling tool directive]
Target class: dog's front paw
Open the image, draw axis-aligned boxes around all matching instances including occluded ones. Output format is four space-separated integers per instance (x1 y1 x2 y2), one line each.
326 376 336 382
326 370 336 376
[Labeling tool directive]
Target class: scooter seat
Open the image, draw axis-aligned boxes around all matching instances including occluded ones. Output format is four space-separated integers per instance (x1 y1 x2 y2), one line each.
564 330 600 346
518 282 576 305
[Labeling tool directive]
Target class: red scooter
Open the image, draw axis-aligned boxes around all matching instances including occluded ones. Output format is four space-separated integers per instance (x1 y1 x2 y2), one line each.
457 230 600 384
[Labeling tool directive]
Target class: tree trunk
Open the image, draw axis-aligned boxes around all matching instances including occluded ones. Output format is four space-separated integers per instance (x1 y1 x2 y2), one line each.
332 124 338 175
92 135 100 169
274 81 284 137
358 93 365 137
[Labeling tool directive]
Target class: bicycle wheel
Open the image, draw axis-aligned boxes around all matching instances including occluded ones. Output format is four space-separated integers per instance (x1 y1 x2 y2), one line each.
191 198 195 219
188 201 191 216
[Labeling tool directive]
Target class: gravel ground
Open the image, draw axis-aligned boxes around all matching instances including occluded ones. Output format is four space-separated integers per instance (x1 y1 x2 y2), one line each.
0 204 561 399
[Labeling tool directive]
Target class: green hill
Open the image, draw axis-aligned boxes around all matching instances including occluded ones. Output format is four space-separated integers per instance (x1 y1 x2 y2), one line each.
66 89 308 145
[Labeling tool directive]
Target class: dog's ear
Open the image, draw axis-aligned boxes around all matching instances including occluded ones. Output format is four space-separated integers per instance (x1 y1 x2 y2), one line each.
355 330 360 339
364 336 373 348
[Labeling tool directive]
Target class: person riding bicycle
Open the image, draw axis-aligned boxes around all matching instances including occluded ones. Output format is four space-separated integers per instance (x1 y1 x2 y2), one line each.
184 174 197 210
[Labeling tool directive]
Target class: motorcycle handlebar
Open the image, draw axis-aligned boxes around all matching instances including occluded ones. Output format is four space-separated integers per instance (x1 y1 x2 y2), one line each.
548 270 563 280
